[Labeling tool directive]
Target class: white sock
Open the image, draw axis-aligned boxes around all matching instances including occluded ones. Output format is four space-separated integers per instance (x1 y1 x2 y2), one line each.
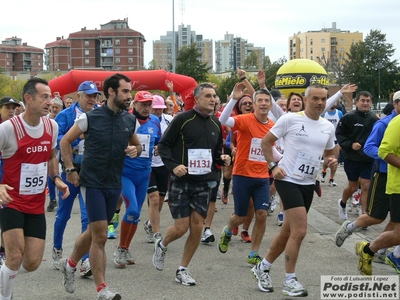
17 264 28 274
178 266 186 271
285 272 296 282
0 264 18 299
159 241 167 250
346 221 358 233
260 258 272 271
394 246 400 258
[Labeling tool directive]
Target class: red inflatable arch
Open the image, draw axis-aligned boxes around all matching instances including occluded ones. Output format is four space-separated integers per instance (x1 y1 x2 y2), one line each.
48 69 198 110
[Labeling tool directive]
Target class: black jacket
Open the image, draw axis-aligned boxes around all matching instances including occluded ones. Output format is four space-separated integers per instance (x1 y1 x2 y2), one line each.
336 109 378 163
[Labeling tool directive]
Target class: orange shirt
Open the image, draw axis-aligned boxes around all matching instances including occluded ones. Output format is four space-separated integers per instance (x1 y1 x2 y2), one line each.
232 113 274 178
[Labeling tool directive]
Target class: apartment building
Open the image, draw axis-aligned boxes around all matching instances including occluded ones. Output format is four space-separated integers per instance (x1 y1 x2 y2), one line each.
0 37 44 72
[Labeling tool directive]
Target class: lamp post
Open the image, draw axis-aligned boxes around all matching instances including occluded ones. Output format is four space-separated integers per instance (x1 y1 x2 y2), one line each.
376 62 383 107
172 0 176 73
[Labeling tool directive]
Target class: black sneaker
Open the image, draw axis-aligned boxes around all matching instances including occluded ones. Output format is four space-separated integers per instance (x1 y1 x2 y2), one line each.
47 200 57 212
321 171 327 183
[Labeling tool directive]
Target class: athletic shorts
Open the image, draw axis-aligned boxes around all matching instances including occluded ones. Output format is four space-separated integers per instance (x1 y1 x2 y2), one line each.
209 169 222 203
344 158 374 182
275 180 314 212
147 165 170 196
223 147 234 166
366 172 390 220
168 176 216 219
81 187 121 223
0 208 46 239
232 175 270 217
389 194 400 223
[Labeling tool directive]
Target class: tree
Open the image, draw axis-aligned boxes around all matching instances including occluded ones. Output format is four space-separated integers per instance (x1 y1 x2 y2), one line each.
264 57 287 89
175 44 212 83
243 51 258 70
343 29 400 104
316 50 347 87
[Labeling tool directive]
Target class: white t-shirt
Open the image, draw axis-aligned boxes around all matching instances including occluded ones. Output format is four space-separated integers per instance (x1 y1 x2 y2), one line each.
271 111 335 185
152 114 173 167
0 116 58 158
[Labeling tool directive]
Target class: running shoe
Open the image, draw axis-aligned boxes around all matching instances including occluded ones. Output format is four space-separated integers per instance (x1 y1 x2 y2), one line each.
153 239 167 271
222 190 228 204
47 199 57 212
233 226 239 236
59 257 76 294
321 171 327 183
201 228 215 243
282 278 308 297
385 252 400 274
113 247 127 268
269 195 276 213
112 213 120 229
97 286 121 300
175 268 196 286
335 220 352 247
247 252 262 267
154 232 162 241
355 241 373 276
144 220 155 243
251 263 274 292
125 250 135 265
338 199 348 220
218 226 232 253
107 225 116 239
79 258 92 277
216 189 222 199
373 251 388 264
329 179 337 187
241 231 252 243
52 247 63 270
276 212 284 226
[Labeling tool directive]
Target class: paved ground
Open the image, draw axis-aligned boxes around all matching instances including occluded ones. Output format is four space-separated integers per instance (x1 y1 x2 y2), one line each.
11 166 396 299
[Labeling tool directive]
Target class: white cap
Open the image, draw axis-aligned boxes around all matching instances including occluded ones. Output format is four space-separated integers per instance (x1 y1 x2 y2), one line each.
393 91 400 101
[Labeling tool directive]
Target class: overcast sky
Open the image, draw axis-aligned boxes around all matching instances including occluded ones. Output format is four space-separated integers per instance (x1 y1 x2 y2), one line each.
2 0 399 69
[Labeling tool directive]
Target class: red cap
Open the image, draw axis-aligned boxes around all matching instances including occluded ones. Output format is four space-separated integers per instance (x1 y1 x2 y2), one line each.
134 91 154 102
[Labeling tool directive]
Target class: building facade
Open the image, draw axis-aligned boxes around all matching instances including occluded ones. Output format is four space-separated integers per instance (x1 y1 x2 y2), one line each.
0 37 44 72
45 37 70 71
289 22 363 62
45 18 145 71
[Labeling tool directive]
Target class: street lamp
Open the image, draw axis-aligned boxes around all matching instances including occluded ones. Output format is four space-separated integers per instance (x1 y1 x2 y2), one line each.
376 62 383 107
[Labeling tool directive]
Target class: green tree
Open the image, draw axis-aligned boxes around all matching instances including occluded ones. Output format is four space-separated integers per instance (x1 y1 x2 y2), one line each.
343 29 400 104
175 44 212 83
316 50 347 86
243 51 258 70
147 60 156 70
264 57 287 89
0 74 12 98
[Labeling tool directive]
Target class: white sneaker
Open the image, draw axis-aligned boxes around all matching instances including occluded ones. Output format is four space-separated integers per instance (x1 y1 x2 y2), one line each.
97 286 121 300
276 212 284 226
338 199 348 220
251 264 274 292
113 247 127 267
59 257 76 294
144 220 155 243
269 195 277 213
52 247 63 270
125 250 135 265
175 268 196 286
335 220 352 247
201 228 215 243
79 258 92 277
153 239 167 271
282 278 307 297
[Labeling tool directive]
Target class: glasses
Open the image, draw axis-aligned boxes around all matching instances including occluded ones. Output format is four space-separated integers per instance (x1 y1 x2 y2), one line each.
241 101 253 106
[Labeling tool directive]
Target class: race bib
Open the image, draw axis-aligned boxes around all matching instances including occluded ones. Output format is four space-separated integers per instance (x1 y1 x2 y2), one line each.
138 134 151 158
19 162 48 195
248 138 266 162
188 149 212 175
292 151 320 181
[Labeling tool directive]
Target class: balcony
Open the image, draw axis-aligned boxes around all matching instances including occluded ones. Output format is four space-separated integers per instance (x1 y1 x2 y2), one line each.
101 44 113 48
102 61 113 66
101 53 113 57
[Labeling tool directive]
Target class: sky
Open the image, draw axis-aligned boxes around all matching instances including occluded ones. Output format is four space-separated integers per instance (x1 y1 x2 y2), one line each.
1 0 400 70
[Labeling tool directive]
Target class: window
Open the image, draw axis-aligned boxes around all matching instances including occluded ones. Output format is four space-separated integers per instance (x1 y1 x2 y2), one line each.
84 40 89 46
310 48 313 54
340 39 344 43
115 48 120 54
128 58 133 63
85 50 90 55
115 39 120 45
351 39 355 45
310 39 313 45
38 62 41 66
321 38 325 43
6 53 9 58
128 49 133 54
321 47 325 51
128 39 133 44
310 56 313 60
85 59 90 64
115 58 120 63
6 62 9 66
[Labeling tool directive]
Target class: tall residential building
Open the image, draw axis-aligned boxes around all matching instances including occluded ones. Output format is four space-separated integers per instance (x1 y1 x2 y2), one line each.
0 37 44 72
45 37 70 71
152 24 213 71
45 18 145 71
289 22 363 62
215 32 265 73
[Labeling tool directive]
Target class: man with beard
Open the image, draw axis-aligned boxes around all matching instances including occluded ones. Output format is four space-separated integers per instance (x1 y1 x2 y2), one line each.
58 74 142 300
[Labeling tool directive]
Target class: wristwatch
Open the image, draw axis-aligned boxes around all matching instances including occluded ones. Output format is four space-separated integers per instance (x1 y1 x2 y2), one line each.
52 174 62 184
65 167 77 174
268 162 278 172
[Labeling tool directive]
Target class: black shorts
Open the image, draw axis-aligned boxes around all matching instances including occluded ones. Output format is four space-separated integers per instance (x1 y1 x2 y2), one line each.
275 180 314 212
147 165 170 197
0 208 46 240
209 169 222 203
168 176 216 219
344 158 374 182
389 194 400 223
366 172 390 220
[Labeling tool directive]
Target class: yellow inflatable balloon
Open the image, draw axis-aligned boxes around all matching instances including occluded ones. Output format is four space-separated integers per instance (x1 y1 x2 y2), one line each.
275 59 329 98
